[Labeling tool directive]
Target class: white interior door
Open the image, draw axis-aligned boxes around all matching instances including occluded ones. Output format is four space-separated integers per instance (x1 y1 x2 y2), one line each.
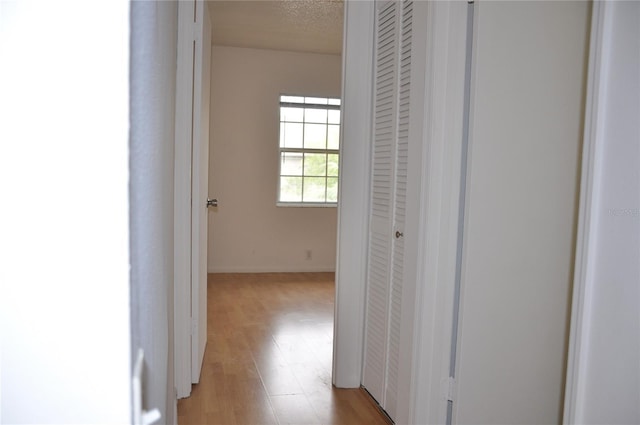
384 0 413 419
174 0 211 397
362 0 399 406
191 0 211 383
362 0 414 420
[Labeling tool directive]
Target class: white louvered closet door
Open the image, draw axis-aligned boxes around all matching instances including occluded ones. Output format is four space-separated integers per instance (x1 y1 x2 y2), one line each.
385 0 412 419
363 0 413 420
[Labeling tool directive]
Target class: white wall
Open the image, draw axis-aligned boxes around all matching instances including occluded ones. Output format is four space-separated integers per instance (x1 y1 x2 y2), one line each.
130 1 178 422
454 2 591 424
208 46 342 273
0 1 131 422
564 2 640 423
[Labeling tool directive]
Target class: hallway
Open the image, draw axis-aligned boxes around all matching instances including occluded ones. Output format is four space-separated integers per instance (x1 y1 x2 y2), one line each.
177 273 389 424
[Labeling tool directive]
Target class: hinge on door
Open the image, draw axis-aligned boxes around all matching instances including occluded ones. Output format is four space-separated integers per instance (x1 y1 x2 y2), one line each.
446 376 455 402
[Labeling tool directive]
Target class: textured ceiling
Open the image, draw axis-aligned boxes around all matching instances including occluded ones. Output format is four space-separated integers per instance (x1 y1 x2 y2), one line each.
210 0 344 55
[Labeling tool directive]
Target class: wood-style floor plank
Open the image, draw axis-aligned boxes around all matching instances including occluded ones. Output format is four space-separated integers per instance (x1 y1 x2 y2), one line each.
178 273 389 425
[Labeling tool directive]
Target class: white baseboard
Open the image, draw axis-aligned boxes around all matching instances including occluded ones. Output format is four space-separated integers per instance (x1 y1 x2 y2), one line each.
208 265 336 274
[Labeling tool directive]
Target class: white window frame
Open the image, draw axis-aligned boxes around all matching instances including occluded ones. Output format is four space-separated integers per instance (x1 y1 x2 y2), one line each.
277 95 341 207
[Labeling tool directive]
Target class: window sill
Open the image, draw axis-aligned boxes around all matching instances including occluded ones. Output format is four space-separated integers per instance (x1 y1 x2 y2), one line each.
277 202 338 208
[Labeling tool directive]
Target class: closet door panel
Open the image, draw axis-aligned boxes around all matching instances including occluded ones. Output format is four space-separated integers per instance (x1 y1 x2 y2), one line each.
384 0 412 418
363 0 398 406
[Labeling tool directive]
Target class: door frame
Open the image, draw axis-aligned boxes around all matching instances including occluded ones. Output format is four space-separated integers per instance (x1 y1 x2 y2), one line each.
563 3 605 419
564 2 640 422
333 1 470 423
333 0 375 389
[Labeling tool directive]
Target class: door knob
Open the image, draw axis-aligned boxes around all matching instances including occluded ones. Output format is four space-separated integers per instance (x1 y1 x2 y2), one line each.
395 231 404 239
206 198 218 208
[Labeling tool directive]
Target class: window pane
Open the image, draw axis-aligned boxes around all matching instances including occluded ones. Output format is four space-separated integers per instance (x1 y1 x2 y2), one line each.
281 152 303 176
303 177 326 202
282 122 303 148
278 96 342 206
305 108 327 123
281 107 303 122
305 97 328 105
327 125 340 150
304 153 327 177
281 95 304 103
280 176 302 202
327 177 338 202
304 124 327 149
327 154 339 176
328 109 340 124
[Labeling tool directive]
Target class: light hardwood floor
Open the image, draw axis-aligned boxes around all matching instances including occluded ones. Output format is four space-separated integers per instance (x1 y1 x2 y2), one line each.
177 273 389 425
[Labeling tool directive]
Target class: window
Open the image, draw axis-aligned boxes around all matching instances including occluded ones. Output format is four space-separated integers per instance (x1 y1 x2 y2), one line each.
278 95 341 206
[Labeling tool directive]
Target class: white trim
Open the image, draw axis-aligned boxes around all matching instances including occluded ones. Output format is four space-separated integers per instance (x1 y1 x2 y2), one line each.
407 2 470 424
563 2 608 422
332 0 375 389
563 3 605 421
276 203 337 208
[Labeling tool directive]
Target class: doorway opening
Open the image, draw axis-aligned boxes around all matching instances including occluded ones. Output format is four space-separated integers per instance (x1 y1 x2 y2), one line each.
178 1 374 423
